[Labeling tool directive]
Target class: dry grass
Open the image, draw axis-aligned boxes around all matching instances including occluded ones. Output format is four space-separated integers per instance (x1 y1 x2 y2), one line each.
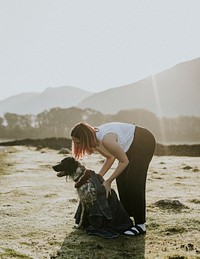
0 146 200 259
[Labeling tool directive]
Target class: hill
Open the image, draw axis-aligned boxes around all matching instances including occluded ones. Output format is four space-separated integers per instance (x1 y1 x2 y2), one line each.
0 58 200 118
78 58 200 117
0 86 93 116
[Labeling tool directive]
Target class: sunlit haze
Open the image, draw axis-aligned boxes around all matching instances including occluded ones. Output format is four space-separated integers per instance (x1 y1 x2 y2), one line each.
0 0 200 100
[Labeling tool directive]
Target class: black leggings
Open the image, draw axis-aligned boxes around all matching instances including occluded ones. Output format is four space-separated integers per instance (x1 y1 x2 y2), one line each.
116 126 156 225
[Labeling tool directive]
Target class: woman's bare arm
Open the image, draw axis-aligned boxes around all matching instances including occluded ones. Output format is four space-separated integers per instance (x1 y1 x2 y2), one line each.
95 147 116 177
101 133 129 196
102 133 129 179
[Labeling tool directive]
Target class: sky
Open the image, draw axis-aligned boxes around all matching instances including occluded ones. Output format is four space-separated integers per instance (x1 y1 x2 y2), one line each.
0 0 200 101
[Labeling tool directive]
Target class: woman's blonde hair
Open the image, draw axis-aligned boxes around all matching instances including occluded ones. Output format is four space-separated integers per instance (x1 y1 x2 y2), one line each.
70 122 99 158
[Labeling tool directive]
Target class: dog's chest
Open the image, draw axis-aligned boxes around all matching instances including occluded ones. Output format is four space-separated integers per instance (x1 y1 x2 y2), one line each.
77 180 96 203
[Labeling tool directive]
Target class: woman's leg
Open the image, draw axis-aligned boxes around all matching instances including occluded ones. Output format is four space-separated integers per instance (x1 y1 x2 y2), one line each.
116 127 156 225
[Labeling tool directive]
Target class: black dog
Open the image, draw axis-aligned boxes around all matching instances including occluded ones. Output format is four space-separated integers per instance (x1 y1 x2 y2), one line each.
52 157 104 228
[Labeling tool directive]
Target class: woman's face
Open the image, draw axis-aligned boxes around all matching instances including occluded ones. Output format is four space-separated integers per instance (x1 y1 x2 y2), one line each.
72 137 81 148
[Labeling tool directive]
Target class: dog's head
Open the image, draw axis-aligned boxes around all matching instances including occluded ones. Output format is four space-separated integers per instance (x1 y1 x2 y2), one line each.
52 157 85 182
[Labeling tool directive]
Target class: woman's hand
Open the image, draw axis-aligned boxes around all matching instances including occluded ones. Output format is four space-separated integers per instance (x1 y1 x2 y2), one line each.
102 179 112 198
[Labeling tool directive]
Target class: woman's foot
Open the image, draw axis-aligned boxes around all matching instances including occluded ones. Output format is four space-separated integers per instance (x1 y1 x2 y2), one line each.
124 224 146 236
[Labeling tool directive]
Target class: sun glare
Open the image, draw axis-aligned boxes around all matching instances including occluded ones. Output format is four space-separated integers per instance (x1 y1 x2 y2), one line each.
152 75 166 143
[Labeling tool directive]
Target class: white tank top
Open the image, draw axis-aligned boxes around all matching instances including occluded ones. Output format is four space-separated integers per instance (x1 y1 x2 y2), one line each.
96 122 136 153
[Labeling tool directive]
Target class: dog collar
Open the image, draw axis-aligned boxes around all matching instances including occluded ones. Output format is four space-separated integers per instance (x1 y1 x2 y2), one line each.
74 165 85 182
74 170 91 188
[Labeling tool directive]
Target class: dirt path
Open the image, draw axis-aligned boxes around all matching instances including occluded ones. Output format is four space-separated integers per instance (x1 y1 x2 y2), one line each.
0 146 200 258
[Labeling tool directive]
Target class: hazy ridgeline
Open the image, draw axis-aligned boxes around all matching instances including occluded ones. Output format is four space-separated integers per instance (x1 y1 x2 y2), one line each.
0 107 200 144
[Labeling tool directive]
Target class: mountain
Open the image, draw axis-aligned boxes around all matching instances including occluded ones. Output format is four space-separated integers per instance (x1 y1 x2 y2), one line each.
1 58 200 118
78 58 200 117
0 86 93 116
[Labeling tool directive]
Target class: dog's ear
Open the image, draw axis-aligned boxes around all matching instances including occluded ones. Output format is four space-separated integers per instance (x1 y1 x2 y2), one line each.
67 157 79 172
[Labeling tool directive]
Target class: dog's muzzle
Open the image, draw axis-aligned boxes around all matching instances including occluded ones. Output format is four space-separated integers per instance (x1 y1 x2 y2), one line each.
52 165 67 177
56 171 67 177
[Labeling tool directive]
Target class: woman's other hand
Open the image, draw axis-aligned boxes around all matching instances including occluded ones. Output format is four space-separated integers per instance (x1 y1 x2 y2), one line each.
102 179 112 198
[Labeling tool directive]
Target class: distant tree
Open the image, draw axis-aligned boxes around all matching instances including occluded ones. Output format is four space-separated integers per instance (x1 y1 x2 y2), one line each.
0 117 4 129
0 108 200 143
4 113 20 130
0 117 6 138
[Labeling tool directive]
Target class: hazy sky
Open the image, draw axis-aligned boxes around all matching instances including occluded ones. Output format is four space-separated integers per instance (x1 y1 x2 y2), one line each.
0 0 200 101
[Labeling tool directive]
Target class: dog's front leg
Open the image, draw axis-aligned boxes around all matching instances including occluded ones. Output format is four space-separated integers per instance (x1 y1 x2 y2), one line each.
77 202 85 228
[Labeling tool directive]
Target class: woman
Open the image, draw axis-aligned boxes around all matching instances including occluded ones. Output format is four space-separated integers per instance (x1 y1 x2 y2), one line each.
70 121 156 236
